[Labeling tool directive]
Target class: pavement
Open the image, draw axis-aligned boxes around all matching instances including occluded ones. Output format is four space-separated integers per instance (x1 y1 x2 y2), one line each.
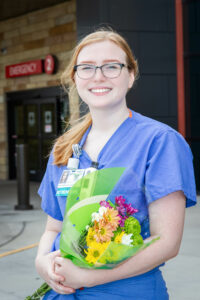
0 180 200 300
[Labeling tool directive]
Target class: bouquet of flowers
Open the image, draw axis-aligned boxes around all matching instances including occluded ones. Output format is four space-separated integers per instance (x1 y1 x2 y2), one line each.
26 168 158 299
78 196 144 266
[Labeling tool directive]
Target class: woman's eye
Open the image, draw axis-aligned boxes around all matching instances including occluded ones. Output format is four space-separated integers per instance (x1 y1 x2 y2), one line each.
81 66 93 71
106 64 118 69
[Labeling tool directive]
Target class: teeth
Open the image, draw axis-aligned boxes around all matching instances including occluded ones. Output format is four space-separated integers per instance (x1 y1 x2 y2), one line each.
91 88 111 93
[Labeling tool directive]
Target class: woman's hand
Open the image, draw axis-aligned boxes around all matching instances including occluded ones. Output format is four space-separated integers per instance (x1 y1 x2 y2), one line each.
35 250 76 294
55 255 89 289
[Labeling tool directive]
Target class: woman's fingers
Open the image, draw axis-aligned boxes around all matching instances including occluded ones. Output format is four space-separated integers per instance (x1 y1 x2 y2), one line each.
54 256 65 265
50 280 75 294
49 270 64 283
50 249 61 257
50 253 65 282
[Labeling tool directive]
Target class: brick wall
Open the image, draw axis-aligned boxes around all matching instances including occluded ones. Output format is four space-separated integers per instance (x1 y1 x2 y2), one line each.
0 0 77 179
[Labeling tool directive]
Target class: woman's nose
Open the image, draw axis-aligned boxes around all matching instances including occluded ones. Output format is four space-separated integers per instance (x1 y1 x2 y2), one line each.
93 67 105 81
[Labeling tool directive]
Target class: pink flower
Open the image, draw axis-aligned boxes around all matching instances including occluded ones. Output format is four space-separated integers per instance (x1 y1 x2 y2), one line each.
124 203 138 215
100 201 112 208
115 196 126 206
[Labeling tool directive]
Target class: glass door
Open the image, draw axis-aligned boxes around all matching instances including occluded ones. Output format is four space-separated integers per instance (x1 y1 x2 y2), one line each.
8 96 69 181
25 103 40 179
40 101 57 173
7 87 69 181
24 98 58 180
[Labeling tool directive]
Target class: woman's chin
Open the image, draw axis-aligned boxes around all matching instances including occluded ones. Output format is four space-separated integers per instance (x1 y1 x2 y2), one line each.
88 103 115 111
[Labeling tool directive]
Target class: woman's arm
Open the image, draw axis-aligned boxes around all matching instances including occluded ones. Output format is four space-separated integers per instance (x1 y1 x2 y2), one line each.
55 191 185 289
35 215 75 294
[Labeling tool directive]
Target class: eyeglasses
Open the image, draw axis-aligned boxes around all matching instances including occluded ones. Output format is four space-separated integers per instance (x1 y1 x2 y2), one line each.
74 63 126 79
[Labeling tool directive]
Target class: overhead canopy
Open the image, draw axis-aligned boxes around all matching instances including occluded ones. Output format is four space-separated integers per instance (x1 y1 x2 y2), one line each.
0 0 69 21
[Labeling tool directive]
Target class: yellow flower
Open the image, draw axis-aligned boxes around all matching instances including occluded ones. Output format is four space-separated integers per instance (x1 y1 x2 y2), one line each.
114 231 125 244
85 241 110 264
94 219 114 242
86 227 96 246
103 207 120 230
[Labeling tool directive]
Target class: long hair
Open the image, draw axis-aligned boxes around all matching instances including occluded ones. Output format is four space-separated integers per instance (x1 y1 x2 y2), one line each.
53 28 139 166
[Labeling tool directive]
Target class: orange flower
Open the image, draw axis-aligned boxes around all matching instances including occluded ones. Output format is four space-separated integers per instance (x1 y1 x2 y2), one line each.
94 219 114 243
103 207 120 230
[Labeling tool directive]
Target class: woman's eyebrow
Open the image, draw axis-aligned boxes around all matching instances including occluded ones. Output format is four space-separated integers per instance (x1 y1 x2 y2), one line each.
78 60 95 64
78 59 121 64
103 59 121 63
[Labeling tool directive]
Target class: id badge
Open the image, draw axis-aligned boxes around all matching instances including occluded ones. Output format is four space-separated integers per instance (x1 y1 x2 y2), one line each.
56 167 96 196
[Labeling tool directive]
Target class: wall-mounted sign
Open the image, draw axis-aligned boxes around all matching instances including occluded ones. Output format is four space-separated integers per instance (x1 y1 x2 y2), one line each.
44 110 52 124
5 60 42 78
44 55 55 75
28 111 35 127
5 54 56 78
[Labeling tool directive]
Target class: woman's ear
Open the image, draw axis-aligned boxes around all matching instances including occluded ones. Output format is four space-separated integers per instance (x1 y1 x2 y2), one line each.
128 71 135 89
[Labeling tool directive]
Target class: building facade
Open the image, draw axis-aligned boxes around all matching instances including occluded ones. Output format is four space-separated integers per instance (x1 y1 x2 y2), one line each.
0 0 199 189
0 0 79 181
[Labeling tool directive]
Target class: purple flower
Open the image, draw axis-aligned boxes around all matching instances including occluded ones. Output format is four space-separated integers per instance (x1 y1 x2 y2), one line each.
117 205 126 216
124 203 138 215
115 196 126 206
100 200 111 208
119 216 128 227
119 219 125 227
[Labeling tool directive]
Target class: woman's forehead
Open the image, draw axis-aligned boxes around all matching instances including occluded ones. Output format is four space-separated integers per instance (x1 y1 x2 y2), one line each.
77 40 126 64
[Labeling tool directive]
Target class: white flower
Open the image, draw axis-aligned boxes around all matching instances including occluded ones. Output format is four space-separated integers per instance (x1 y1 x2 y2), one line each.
91 212 100 222
121 233 133 246
85 225 90 231
98 206 107 217
91 207 108 222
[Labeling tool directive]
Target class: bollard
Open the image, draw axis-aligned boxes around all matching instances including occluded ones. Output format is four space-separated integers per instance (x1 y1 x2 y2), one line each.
15 144 33 210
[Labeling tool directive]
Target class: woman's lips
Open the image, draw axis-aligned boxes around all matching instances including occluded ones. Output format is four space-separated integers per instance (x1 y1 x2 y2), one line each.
89 88 112 95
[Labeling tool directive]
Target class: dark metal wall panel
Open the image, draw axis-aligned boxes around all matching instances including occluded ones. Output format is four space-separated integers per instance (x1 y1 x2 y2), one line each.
110 0 174 32
138 33 176 74
77 0 177 129
129 75 169 117
76 0 101 26
183 0 200 190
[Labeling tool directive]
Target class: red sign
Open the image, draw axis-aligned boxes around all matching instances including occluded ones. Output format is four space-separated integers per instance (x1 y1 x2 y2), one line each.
5 60 43 78
5 54 56 78
44 54 55 74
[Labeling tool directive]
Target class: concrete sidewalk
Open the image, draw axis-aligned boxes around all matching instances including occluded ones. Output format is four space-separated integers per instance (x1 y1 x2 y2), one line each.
0 180 199 300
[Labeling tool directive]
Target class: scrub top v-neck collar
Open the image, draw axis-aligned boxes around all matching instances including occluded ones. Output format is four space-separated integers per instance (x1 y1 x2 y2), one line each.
79 109 135 167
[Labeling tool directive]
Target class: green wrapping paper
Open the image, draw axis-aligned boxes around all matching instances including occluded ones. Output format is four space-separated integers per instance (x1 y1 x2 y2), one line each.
60 168 159 269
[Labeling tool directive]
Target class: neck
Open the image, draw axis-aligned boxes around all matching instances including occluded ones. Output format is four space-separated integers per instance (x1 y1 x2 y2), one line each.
89 103 130 133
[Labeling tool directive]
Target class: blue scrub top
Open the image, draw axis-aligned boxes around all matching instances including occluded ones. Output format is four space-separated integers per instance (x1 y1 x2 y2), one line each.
38 109 196 300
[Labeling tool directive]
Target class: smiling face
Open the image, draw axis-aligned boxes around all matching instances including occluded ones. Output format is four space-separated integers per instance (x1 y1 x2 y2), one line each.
74 40 134 110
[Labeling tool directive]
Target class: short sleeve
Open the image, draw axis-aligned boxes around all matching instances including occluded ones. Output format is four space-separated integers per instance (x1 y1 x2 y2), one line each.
38 152 63 221
145 130 196 207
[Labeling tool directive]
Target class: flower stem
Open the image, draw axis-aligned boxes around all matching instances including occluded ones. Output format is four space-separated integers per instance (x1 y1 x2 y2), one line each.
25 282 51 299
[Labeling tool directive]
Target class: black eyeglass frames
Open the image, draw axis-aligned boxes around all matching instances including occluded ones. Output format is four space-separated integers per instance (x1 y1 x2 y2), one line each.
73 62 127 79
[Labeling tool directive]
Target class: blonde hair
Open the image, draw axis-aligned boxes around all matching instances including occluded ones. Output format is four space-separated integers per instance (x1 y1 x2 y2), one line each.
53 28 139 166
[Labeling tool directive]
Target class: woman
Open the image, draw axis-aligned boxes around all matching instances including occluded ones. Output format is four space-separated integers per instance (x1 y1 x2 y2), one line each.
35 29 196 299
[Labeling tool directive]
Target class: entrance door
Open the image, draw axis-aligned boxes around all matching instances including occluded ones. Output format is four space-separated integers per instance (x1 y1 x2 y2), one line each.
7 88 69 181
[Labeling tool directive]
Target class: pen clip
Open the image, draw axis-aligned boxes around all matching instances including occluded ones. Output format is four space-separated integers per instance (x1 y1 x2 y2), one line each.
72 144 82 159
